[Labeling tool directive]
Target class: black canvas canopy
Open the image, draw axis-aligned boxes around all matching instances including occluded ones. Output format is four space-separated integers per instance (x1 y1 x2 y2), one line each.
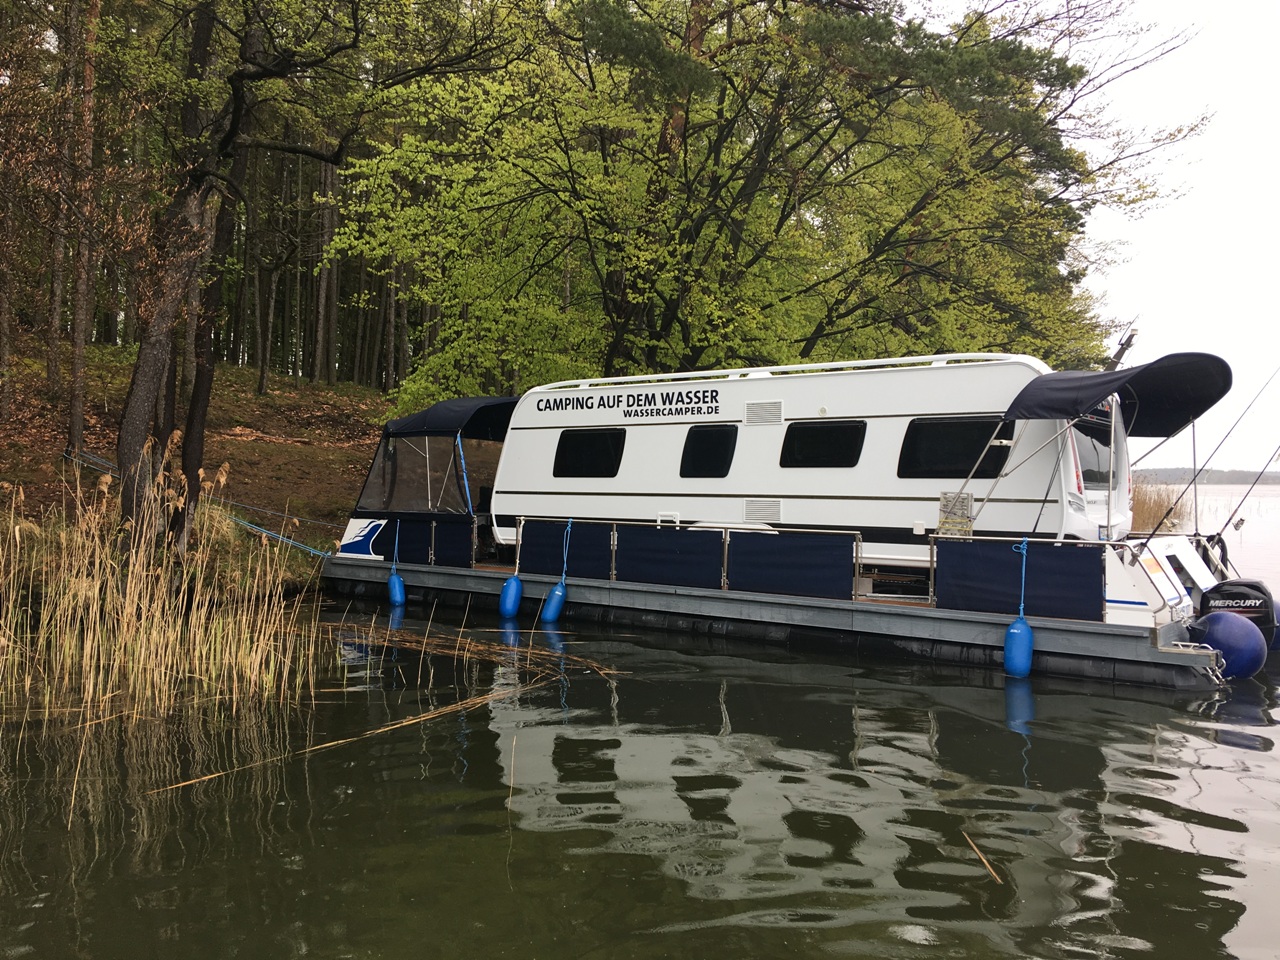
383 397 517 441
1002 352 1232 438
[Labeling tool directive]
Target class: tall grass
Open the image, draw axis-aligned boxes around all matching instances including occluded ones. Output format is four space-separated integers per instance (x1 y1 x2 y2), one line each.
1131 481 1191 534
0 467 323 719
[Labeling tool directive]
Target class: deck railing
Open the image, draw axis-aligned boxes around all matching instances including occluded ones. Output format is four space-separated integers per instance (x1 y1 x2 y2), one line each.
931 533 1194 623
390 513 1192 623
513 517 869 602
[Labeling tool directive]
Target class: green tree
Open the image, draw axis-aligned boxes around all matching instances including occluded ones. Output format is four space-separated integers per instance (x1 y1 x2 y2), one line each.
338 0 1191 409
96 0 526 536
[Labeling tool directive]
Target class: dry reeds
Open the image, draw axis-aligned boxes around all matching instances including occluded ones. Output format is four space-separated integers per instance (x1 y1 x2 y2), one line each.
1130 481 1190 534
0 467 323 719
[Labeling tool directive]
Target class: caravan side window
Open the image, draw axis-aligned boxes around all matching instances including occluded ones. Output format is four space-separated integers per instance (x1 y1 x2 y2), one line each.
780 420 867 468
680 424 738 478
897 416 1012 479
553 428 627 477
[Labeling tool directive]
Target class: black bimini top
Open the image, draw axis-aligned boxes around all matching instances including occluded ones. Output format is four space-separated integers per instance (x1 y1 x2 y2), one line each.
1002 352 1232 438
383 396 517 441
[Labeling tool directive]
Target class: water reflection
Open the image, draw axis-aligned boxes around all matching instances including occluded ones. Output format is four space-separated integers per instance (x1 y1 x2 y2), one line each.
478 638 1268 958
2 618 1279 959
0 698 310 957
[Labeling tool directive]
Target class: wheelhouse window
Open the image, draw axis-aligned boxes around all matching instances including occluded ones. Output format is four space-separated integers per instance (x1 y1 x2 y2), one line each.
356 435 502 514
780 420 867 468
680 424 738 478
553 428 627 478
898 417 1013 479
1073 403 1127 491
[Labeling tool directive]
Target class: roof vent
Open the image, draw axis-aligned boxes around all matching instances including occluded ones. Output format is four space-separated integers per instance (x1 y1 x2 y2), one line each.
744 400 783 424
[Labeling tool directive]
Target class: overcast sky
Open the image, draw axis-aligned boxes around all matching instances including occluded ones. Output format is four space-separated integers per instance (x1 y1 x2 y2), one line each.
1075 0 1280 471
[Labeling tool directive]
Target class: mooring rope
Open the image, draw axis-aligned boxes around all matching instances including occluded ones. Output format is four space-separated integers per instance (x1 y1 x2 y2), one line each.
1013 537 1029 619
560 518 573 585
233 518 332 557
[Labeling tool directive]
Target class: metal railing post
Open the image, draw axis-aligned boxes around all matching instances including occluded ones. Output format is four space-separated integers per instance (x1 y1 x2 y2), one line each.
610 523 618 581
722 529 730 590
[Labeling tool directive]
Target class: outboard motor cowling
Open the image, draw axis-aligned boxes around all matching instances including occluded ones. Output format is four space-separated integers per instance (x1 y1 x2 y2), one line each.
1199 579 1278 649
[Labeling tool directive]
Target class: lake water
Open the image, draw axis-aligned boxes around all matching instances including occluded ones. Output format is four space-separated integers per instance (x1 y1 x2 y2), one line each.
4 486 1280 959
1182 484 1280 585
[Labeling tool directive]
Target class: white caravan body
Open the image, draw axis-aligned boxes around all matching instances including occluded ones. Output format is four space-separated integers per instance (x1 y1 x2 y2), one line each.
489 353 1130 567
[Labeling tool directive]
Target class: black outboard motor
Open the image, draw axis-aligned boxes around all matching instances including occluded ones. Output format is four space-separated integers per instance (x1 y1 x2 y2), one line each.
1200 579 1278 649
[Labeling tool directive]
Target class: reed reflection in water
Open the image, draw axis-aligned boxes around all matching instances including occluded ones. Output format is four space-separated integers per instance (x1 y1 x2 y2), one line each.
1 615 1278 960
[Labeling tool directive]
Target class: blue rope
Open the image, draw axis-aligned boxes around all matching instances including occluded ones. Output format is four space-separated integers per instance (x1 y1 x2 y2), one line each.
393 519 401 571
560 518 573 584
1013 537 1029 618
232 517 331 557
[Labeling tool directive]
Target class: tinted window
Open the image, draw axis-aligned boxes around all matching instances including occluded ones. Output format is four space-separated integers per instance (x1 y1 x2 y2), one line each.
780 420 867 468
898 417 1013 479
680 424 738 478
553 428 626 477
1073 406 1126 490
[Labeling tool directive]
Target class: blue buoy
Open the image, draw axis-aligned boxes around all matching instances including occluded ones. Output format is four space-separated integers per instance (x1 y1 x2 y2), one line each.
1004 616 1034 679
1003 538 1034 678
1191 611 1268 680
498 575 524 618
388 519 405 605
539 518 573 624
387 571 406 607
388 604 405 631
541 581 567 623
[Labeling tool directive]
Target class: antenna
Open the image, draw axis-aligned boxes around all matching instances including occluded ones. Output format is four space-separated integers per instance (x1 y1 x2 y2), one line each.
1104 324 1138 371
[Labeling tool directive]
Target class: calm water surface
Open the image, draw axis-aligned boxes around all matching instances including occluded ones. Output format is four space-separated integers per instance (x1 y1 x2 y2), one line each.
4 485 1280 959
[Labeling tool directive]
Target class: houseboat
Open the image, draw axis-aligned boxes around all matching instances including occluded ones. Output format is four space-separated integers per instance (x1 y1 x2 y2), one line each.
322 352 1276 687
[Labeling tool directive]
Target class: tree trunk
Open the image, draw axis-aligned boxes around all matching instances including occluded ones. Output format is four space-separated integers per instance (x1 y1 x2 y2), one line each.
311 160 337 383
325 254 339 385
67 237 95 455
67 0 99 457
173 138 251 549
292 152 304 380
102 257 120 345
256 265 279 395
396 279 409 385
182 263 199 397
116 184 212 526
122 266 138 345
0 263 11 422
351 256 367 386
46 212 66 389
368 271 386 387
156 327 176 447
383 266 397 390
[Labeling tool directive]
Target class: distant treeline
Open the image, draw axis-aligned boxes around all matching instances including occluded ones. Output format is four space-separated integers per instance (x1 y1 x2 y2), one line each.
1135 469 1280 486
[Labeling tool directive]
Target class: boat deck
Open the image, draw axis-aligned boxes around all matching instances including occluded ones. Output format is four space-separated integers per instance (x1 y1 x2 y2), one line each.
322 554 1221 689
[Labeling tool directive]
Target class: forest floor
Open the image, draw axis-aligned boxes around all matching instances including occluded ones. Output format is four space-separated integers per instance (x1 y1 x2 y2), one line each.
0 331 391 548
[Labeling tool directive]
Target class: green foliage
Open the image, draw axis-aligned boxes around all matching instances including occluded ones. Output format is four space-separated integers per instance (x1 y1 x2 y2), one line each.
0 0 1197 429
336 0 1136 410
576 0 718 100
